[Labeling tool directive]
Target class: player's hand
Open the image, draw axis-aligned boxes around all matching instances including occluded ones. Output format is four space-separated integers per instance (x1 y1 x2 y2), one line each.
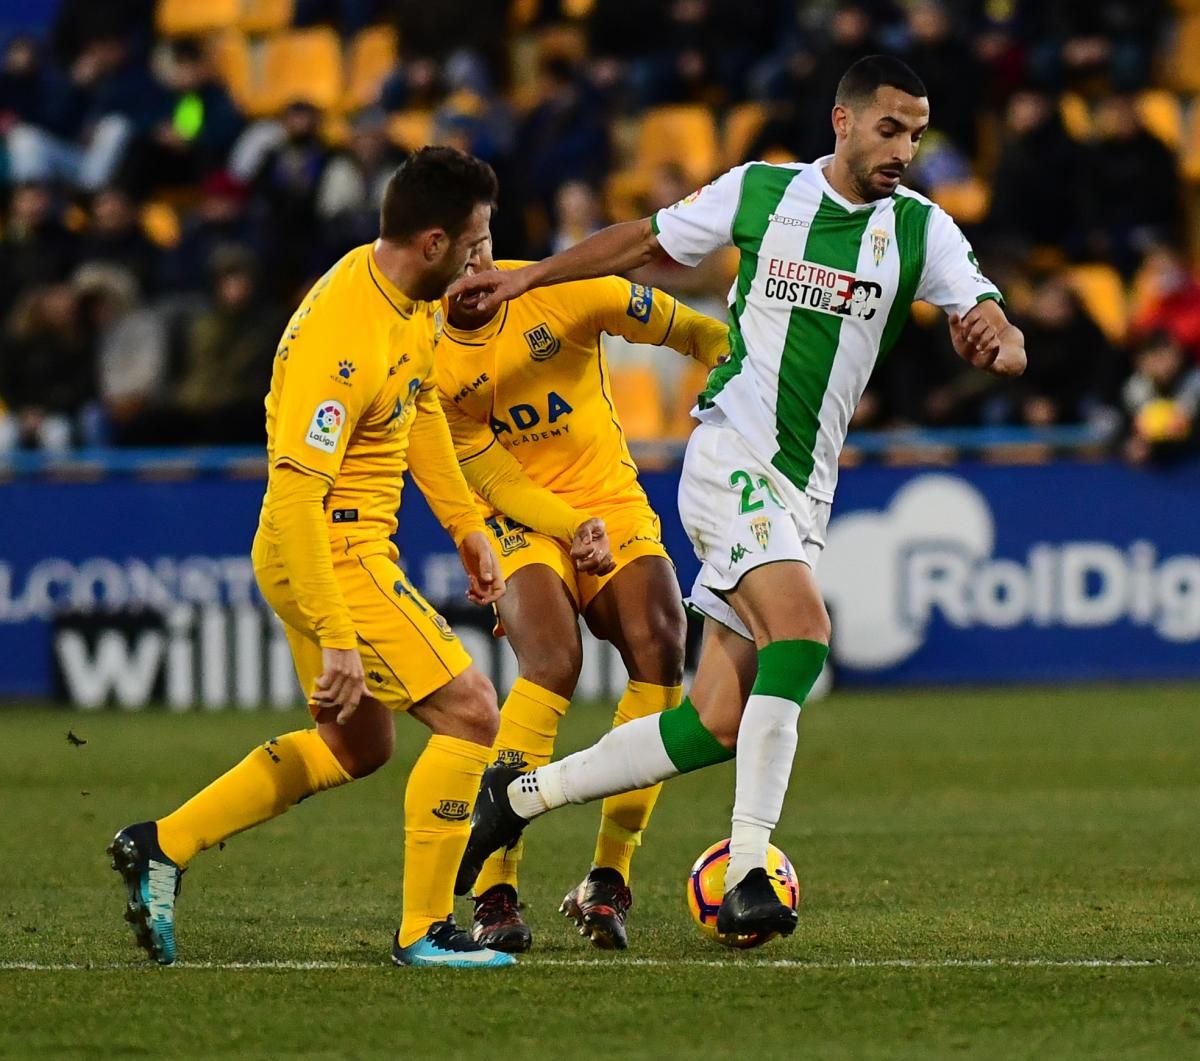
447 266 534 315
571 518 616 575
459 530 506 605
312 647 367 725
948 308 1001 370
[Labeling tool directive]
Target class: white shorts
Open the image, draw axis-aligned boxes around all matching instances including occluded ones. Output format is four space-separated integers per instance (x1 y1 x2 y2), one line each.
678 420 831 640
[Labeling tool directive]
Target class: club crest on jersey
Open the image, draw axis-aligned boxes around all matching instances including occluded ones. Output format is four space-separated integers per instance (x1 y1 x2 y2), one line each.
432 800 470 821
627 283 653 323
524 321 561 361
870 228 890 267
751 516 772 550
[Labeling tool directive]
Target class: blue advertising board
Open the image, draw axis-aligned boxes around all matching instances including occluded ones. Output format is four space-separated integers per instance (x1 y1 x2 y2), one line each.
2 460 1198 701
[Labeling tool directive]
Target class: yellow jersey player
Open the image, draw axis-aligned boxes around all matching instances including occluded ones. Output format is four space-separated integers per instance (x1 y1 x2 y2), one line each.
436 245 728 951
108 147 519 969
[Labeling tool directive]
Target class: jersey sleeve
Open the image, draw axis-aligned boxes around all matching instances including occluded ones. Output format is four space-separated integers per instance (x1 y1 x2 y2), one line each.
438 382 496 463
915 206 1004 317
650 164 747 267
587 276 729 369
407 382 488 546
271 306 384 483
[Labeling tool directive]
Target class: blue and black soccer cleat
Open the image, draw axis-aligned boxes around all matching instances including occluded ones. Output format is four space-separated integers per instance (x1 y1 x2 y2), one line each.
715 867 798 940
392 917 516 968
453 765 530 897
107 821 183 965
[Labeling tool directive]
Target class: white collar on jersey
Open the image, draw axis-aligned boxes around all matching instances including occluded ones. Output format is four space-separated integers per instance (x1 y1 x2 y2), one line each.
809 154 886 213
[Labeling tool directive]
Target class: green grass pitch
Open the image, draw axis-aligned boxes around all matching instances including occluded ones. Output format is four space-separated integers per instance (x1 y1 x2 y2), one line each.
1 685 1198 1059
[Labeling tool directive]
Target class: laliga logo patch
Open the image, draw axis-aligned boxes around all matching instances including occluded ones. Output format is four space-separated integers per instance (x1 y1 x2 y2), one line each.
306 400 346 453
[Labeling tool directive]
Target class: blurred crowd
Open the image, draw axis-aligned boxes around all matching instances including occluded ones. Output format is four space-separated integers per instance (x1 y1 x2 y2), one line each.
2 0 1199 466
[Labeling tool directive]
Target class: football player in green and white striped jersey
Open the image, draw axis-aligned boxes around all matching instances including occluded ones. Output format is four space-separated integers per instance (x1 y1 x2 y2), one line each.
451 55 1026 942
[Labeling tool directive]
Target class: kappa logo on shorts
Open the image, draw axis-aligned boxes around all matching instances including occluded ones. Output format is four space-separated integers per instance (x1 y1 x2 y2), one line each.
750 516 772 551
730 542 749 566
495 749 528 769
524 321 561 361
432 799 470 821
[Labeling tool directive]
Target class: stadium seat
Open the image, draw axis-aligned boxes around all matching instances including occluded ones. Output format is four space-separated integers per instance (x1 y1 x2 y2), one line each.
253 28 342 117
1058 93 1092 140
608 365 665 442
636 105 719 187
666 361 711 440
241 0 294 34
342 26 397 113
930 177 990 224
1136 89 1183 149
1166 13 1200 93
1066 263 1128 343
387 110 433 151
208 30 253 112
157 0 240 36
722 101 767 168
140 201 182 248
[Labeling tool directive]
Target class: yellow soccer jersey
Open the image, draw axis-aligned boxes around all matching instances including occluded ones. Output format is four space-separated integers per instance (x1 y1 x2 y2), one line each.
437 263 727 521
260 244 481 552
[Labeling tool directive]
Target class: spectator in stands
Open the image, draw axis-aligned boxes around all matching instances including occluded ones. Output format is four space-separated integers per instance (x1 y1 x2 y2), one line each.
548 180 602 255
1078 94 1180 276
294 0 381 35
903 1 980 157
985 88 1080 255
116 245 280 446
379 54 445 113
317 107 405 255
0 182 80 322
117 38 243 196
1005 272 1119 427
249 101 333 299
1122 330 1200 465
165 170 258 294
0 282 97 451
1131 247 1200 365
1025 0 1164 92
77 186 161 297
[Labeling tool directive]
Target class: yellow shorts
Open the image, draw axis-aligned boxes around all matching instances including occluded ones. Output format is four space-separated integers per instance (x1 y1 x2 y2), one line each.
252 533 472 715
484 502 670 612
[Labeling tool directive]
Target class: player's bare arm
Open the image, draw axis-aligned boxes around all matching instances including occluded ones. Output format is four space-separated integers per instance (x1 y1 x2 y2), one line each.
447 219 663 313
949 299 1026 377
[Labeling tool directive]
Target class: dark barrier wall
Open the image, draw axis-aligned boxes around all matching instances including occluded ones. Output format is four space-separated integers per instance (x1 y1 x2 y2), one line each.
3 460 1199 701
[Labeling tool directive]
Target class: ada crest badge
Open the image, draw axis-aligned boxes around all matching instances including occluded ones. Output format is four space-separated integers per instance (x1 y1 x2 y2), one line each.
495 749 529 769
870 228 890 267
750 516 772 550
431 613 455 641
306 399 346 453
525 321 561 361
432 799 470 821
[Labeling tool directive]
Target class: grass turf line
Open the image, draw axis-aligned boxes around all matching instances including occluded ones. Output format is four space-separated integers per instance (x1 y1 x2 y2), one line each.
1 685 1198 1059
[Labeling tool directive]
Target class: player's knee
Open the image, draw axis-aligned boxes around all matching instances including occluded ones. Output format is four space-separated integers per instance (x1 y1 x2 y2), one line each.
621 600 687 684
518 641 582 698
455 668 501 745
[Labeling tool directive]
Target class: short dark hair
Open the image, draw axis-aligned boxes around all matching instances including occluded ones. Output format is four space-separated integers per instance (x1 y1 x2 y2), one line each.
835 55 927 109
380 146 498 242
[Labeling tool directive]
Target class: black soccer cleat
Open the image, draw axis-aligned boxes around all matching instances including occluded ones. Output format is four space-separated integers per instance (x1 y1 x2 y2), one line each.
560 868 633 951
471 884 533 954
107 821 184 965
715 866 798 940
454 766 530 897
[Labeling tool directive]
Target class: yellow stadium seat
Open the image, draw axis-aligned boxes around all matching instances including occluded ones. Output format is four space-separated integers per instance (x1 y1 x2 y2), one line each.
636 105 719 187
666 361 710 440
140 201 181 248
722 101 768 168
387 110 433 151
253 28 342 117
1182 105 1200 182
1067 263 1128 343
930 177 990 225
208 30 252 112
342 25 397 113
608 365 664 442
241 0 293 34
1058 92 1092 141
1136 89 1182 149
1166 13 1200 93
157 0 240 36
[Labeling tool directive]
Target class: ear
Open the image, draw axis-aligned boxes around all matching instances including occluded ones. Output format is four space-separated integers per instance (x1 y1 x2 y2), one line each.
420 228 448 262
832 103 852 140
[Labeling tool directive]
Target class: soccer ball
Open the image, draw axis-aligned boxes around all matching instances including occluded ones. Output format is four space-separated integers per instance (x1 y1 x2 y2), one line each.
686 839 800 949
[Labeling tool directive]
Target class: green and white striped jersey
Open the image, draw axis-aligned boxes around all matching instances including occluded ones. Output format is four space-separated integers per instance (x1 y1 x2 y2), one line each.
651 155 1002 502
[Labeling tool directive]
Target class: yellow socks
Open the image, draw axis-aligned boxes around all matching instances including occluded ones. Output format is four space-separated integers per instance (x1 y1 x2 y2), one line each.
593 681 682 882
474 678 569 895
398 734 492 947
156 729 351 867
